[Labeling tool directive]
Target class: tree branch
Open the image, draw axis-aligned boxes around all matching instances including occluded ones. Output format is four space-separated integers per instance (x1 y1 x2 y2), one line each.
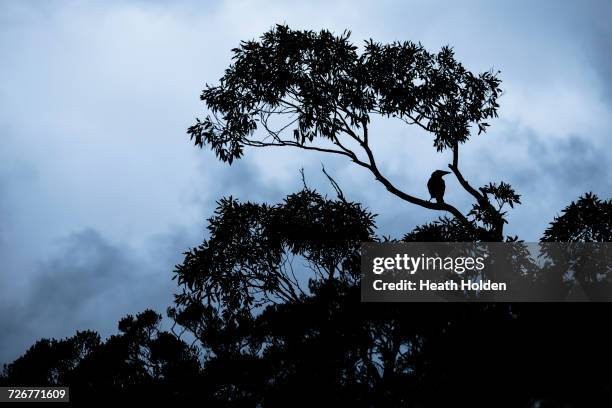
245 139 356 160
448 142 504 239
321 165 346 202
255 106 476 232
448 143 485 203
354 124 474 230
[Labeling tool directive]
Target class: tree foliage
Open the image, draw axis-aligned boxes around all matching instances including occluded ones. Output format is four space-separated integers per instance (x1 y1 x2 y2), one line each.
188 25 501 161
541 192 612 242
189 25 512 241
1 310 200 402
2 190 611 405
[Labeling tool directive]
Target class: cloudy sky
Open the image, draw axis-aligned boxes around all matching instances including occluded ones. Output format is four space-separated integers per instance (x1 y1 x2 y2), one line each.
1 0 611 364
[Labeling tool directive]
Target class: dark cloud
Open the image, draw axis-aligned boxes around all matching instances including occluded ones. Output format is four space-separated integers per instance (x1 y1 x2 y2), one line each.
588 26 612 104
575 1 612 104
0 227 195 365
527 135 612 195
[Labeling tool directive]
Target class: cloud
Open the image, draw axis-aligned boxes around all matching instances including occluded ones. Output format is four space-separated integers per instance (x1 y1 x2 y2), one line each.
0 227 198 365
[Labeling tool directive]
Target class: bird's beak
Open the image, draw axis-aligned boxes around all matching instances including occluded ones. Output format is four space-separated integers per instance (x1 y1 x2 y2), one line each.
442 171 451 175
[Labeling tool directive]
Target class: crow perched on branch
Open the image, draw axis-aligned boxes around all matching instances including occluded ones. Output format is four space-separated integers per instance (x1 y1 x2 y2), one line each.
428 170 451 203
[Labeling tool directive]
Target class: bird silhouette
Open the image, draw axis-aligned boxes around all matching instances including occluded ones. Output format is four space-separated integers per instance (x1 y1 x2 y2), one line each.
428 170 451 203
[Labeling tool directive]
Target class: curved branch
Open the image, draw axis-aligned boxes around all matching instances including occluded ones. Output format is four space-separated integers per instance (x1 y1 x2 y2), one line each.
448 143 504 239
345 121 474 230
254 110 475 231
448 143 484 203
245 139 355 159
365 155 472 229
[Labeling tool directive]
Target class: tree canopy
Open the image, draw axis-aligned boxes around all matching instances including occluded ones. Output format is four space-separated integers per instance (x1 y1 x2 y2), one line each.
189 25 514 241
541 192 612 242
4 190 611 406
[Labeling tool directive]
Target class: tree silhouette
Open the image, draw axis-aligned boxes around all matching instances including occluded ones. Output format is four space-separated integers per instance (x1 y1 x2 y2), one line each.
538 193 612 295
169 187 379 405
1 310 201 402
188 25 518 241
2 188 610 405
508 193 612 406
0 330 101 387
541 192 612 242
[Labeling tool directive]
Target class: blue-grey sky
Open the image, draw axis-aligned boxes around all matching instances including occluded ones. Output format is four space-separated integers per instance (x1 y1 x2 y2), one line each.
1 0 611 364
